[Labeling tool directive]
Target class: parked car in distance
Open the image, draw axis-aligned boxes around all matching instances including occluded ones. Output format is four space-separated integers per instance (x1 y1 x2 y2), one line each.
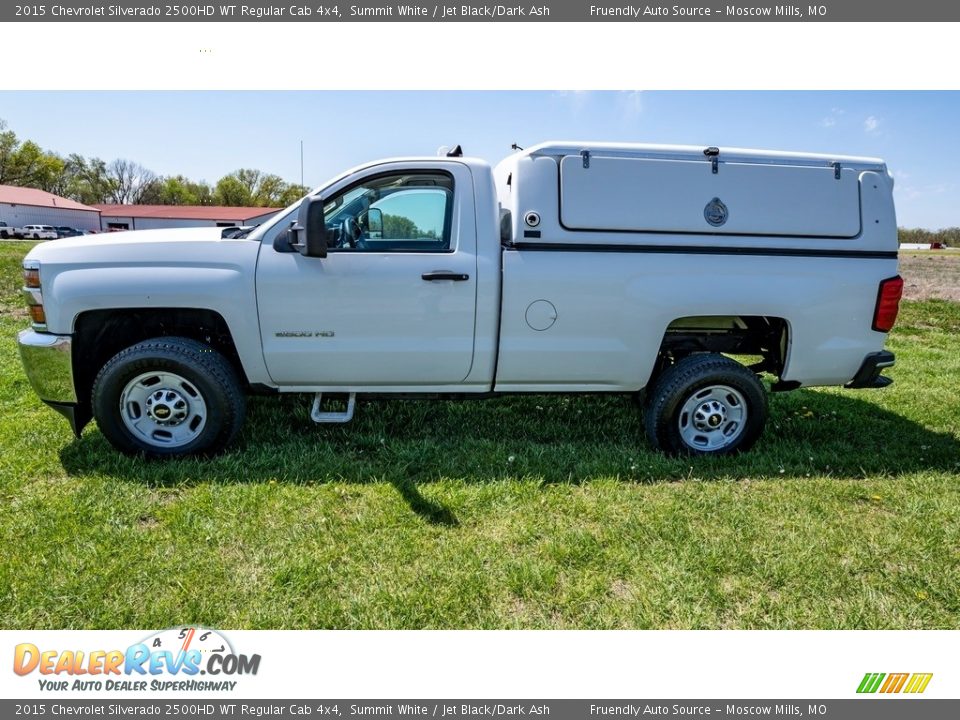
0 221 21 239
54 227 87 238
20 225 59 240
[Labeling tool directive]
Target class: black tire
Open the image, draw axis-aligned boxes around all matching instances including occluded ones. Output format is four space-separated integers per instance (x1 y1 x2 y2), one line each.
92 337 245 458
644 353 767 456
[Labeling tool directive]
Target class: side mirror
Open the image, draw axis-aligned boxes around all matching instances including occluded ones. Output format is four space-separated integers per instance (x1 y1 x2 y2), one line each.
291 196 328 258
366 207 383 239
273 223 296 252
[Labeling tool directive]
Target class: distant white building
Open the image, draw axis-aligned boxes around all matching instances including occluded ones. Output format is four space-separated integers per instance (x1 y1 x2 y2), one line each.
94 205 280 232
899 243 945 250
0 185 101 231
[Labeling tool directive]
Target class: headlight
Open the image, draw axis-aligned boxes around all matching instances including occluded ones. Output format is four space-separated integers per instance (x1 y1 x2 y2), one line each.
23 263 40 288
22 260 46 331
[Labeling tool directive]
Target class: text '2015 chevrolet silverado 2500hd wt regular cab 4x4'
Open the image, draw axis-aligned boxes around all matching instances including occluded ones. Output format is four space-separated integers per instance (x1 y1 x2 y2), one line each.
17 142 902 458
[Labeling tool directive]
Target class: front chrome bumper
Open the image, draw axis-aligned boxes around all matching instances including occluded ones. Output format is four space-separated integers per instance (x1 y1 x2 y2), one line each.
17 329 77 404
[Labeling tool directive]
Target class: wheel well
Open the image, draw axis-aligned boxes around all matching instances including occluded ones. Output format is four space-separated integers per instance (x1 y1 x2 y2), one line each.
657 315 789 378
72 308 248 404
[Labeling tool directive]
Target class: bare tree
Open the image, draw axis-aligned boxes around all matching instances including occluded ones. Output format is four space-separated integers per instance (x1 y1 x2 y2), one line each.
107 158 157 204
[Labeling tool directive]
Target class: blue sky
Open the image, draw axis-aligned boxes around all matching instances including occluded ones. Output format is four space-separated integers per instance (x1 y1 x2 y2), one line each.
1 91 957 228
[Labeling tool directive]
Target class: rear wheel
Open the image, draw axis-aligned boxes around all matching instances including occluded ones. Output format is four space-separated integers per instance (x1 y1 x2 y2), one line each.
644 353 767 456
92 337 245 458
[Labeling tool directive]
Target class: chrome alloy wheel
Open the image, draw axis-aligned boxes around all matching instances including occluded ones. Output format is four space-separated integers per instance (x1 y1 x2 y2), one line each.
677 384 747 451
119 371 207 448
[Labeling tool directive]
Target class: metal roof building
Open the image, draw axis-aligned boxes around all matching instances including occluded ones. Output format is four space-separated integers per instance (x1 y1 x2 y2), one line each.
0 185 102 232
94 205 281 231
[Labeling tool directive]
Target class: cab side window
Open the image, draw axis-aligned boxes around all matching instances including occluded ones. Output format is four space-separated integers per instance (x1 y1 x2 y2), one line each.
324 173 453 252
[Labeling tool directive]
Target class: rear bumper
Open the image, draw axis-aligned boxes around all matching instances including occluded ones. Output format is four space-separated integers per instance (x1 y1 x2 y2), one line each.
17 329 77 404
845 350 896 389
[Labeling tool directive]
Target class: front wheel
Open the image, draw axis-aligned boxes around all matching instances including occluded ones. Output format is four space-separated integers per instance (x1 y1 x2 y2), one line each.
92 337 245 458
644 353 767 456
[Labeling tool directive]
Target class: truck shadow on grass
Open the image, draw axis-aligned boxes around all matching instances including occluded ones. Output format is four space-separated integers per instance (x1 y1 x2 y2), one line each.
60 387 960 525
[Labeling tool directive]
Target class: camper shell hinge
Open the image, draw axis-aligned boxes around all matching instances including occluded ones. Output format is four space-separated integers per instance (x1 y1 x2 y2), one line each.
832 161 842 179
581 149 591 169
704 146 720 174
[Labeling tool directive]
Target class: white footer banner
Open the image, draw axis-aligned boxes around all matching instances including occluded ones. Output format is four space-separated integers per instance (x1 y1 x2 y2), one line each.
0 629 955 700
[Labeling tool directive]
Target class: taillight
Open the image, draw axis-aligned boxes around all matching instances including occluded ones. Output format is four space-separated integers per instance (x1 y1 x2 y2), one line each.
872 275 903 333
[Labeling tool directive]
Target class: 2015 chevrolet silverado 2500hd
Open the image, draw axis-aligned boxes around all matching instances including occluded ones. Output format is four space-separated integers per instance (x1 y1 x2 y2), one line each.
17 142 902 458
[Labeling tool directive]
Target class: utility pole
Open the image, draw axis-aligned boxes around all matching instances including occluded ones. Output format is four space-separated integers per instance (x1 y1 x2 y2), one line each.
300 140 304 188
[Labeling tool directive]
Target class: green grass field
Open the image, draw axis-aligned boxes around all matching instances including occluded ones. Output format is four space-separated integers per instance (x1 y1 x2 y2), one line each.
1 241 958 629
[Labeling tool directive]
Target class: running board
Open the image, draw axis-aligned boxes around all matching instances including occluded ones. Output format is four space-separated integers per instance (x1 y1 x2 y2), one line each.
310 393 356 423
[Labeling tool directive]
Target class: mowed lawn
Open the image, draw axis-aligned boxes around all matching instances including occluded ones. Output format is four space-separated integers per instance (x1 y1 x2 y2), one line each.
0 241 958 629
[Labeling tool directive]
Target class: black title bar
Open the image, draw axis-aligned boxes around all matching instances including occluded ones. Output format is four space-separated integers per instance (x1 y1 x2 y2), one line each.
3 700 960 720
5 0 960 22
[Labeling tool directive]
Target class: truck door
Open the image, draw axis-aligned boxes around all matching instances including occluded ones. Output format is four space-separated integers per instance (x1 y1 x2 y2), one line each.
255 162 478 387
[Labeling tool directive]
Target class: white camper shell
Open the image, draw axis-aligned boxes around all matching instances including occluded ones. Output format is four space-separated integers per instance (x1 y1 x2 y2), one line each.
495 142 896 252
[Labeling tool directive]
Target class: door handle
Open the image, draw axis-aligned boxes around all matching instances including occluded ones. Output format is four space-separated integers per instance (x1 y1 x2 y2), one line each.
422 271 469 281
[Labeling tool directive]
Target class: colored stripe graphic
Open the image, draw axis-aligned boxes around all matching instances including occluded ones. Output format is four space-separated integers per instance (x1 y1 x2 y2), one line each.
857 672 932 694
904 673 934 694
857 673 885 693
881 673 909 693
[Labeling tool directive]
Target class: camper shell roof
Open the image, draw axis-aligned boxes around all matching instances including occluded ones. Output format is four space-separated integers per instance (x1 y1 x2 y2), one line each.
513 141 888 173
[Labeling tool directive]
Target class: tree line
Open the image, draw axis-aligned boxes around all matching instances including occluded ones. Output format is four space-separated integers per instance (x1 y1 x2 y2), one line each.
2 119 957 238
0 119 308 208
898 227 960 247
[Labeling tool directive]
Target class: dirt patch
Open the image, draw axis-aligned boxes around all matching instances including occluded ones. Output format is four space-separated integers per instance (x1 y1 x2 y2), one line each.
0 305 29 321
899 251 960 302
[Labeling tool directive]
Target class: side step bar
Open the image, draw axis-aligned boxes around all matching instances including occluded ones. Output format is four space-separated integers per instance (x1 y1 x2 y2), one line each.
310 393 356 423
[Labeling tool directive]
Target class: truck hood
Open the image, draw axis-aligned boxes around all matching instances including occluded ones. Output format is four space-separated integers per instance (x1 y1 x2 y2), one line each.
24 226 264 338
25 226 260 268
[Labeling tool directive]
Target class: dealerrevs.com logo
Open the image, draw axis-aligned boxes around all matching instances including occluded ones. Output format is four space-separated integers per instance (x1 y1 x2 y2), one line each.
13 627 260 693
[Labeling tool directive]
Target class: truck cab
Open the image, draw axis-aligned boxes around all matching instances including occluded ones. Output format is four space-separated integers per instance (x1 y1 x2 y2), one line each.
255 158 501 391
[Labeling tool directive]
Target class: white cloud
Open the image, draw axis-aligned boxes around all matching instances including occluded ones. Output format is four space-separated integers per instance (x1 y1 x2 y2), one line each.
819 107 844 128
619 90 644 120
864 115 880 133
895 182 951 201
553 90 592 113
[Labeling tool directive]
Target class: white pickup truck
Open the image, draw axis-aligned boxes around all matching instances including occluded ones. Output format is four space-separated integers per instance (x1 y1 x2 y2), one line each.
1 221 17 239
17 142 902 458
